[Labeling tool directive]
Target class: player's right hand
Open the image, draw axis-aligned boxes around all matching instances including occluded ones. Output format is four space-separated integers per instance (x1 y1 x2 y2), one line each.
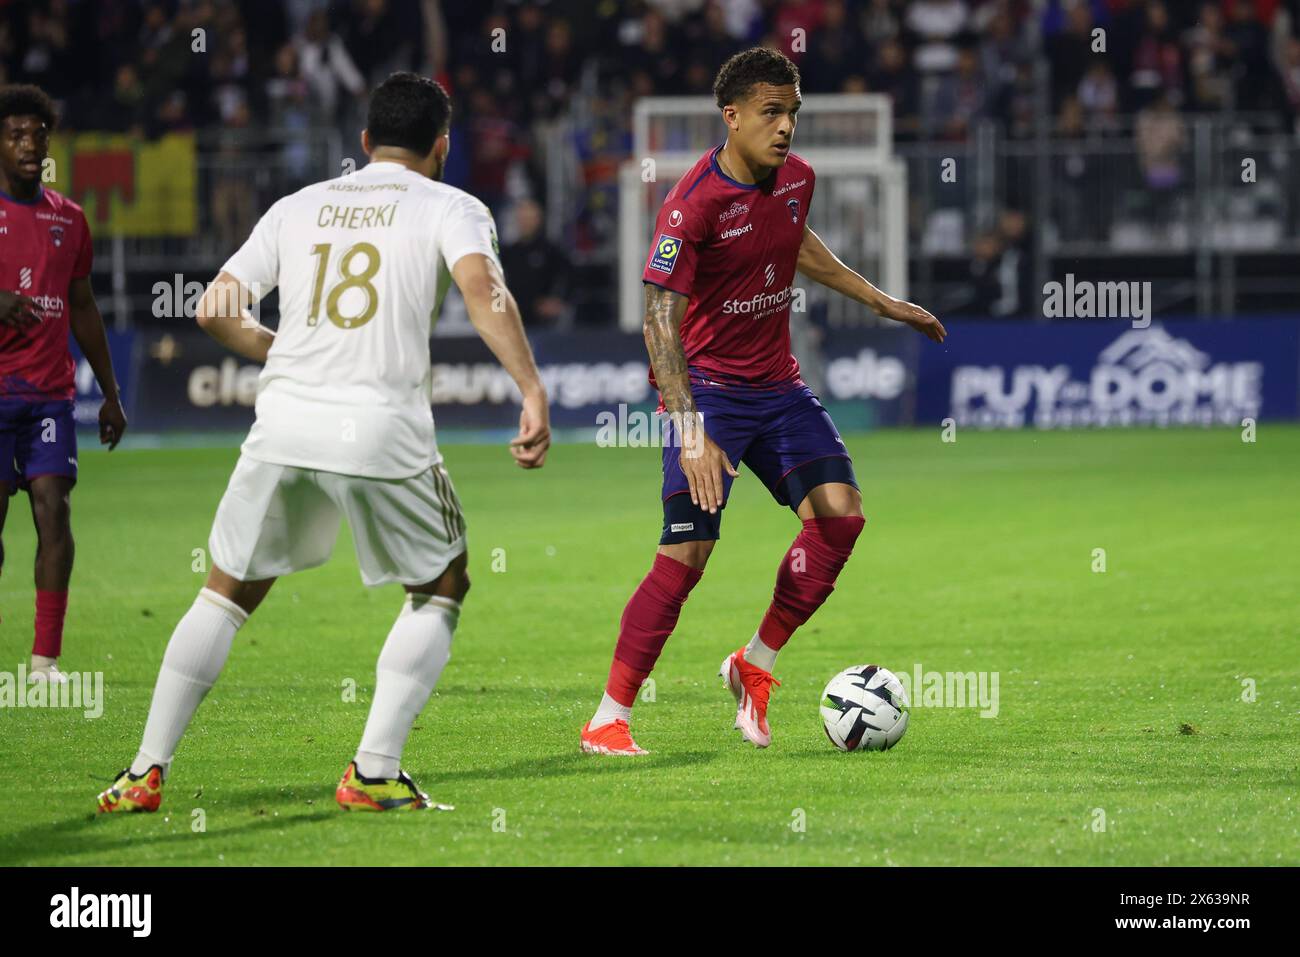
678 416 737 515
510 389 550 469
880 296 946 343
0 291 42 330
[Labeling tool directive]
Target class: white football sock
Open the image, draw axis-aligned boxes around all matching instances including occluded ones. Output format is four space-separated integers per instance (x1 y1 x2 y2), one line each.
743 632 779 672
589 692 633 730
354 594 458 780
131 588 247 778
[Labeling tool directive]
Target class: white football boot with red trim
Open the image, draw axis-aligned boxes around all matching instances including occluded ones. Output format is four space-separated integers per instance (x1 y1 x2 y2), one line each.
720 647 781 748
580 719 649 756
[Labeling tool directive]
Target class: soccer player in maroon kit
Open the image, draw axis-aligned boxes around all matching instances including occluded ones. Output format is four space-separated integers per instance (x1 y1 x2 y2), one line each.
581 49 946 755
0 85 127 680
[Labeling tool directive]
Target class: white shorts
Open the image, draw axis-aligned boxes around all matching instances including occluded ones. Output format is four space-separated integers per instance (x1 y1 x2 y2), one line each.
209 455 467 587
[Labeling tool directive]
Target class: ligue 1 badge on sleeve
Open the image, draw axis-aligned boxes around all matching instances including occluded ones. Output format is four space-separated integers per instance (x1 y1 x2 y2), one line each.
649 233 681 274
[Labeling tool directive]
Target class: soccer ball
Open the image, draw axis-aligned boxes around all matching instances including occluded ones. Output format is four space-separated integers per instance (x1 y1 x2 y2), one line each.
820 665 910 752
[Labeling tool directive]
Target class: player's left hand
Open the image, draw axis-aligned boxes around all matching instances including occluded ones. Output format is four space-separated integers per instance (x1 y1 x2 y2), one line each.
99 397 127 450
0 291 42 330
881 297 946 343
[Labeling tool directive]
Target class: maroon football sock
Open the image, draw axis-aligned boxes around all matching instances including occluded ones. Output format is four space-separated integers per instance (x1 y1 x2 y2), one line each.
33 589 69 659
757 516 865 650
605 553 704 706
604 657 646 708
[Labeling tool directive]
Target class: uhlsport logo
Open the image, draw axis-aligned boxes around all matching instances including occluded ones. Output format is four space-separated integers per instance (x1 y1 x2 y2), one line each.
763 263 775 288
19 265 32 289
950 325 1264 429
668 209 683 227
648 233 681 274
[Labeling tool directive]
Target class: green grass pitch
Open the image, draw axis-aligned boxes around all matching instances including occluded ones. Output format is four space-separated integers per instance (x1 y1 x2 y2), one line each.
2 427 1297 866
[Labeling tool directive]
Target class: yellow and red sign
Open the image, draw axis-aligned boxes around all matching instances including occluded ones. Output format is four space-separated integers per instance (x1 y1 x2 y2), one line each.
45 133 197 237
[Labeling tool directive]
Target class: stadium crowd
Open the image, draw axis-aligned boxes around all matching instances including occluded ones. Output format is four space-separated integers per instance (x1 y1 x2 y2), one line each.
8 2 1300 148
4 0 1300 321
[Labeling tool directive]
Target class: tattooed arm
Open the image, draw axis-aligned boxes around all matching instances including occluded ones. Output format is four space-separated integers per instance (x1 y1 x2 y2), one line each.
643 283 694 420
643 283 737 514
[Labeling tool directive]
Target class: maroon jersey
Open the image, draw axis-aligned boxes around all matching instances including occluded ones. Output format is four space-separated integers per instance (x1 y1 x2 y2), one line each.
641 146 814 386
0 186 93 401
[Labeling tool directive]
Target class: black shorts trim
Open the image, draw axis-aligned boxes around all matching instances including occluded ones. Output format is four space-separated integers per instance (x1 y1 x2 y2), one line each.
777 454 858 511
659 491 723 544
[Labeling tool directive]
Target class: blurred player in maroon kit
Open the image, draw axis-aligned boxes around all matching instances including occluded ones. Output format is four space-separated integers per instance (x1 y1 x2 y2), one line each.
0 85 127 680
581 50 946 755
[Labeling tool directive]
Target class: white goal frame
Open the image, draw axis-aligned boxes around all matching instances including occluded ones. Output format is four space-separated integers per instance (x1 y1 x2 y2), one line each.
618 94 907 331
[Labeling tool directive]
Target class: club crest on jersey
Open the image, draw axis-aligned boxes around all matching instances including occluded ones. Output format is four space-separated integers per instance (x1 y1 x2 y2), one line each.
49 225 64 247
649 233 682 274
787 198 800 223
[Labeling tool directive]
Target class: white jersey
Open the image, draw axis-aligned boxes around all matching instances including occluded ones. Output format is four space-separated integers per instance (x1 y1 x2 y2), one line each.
220 160 498 478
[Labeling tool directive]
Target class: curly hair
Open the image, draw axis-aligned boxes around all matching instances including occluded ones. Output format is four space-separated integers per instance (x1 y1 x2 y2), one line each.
713 48 800 110
0 83 57 129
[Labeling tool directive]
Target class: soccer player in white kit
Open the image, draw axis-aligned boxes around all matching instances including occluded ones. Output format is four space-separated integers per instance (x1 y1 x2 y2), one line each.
97 73 550 813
